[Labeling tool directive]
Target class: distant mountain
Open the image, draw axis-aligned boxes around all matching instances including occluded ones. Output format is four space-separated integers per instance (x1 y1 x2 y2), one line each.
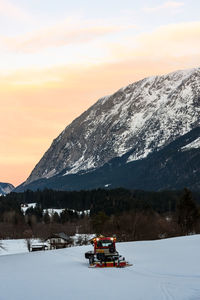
16 67 200 192
0 182 15 195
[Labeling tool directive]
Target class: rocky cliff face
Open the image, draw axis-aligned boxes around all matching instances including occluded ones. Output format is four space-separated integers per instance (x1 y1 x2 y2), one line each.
22 67 200 189
15 127 200 192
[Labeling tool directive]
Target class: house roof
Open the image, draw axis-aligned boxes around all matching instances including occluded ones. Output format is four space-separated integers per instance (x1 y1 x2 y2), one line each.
46 233 69 241
31 244 47 248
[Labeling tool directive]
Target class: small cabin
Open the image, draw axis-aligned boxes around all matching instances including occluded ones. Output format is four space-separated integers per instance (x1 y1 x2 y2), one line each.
45 233 70 249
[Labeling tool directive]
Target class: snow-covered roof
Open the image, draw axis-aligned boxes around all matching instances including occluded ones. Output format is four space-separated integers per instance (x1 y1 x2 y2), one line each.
46 233 69 241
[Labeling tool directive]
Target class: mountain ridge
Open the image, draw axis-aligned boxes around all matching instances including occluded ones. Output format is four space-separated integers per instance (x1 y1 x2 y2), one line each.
15 127 200 192
0 182 15 195
17 67 200 192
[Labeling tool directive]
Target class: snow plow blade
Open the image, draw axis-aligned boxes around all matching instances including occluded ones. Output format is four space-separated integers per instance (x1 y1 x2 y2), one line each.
89 261 132 268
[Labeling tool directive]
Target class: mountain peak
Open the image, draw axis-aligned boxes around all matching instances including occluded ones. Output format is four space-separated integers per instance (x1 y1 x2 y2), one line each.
0 182 15 195
22 67 200 189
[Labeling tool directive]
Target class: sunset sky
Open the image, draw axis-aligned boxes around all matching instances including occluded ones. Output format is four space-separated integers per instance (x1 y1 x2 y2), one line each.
1 0 200 186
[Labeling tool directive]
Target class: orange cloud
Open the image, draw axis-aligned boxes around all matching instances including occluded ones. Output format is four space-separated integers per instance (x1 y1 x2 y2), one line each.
2 20 126 53
144 1 184 12
105 21 200 67
134 22 200 59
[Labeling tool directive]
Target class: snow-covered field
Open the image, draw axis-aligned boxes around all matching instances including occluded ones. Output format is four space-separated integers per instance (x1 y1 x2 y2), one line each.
0 239 28 255
0 235 200 300
0 234 95 255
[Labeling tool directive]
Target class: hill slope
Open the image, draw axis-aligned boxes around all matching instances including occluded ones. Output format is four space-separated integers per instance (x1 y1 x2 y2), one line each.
16 126 200 191
0 235 200 300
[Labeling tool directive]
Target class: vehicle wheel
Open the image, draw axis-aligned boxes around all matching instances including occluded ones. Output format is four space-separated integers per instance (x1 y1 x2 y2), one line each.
97 253 105 261
89 256 94 264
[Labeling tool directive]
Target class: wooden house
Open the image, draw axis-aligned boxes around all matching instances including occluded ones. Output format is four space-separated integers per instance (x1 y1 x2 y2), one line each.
45 233 71 249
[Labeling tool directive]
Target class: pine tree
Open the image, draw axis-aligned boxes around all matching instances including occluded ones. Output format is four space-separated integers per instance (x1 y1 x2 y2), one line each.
60 209 70 223
91 211 109 234
176 188 199 235
52 212 60 223
43 210 50 224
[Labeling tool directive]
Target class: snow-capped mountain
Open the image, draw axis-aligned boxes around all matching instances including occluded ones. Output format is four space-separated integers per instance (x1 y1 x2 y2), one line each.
0 182 15 195
17 67 200 191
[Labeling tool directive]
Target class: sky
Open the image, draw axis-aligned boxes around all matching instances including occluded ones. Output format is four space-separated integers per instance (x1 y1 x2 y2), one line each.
1 0 200 186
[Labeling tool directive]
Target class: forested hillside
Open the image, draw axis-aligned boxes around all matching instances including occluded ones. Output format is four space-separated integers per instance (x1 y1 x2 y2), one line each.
0 188 200 241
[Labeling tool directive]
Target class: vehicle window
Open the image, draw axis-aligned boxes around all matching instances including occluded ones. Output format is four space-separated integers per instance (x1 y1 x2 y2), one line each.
101 240 113 247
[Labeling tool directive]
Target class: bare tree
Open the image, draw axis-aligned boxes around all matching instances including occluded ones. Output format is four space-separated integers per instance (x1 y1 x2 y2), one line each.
0 240 5 251
26 239 31 252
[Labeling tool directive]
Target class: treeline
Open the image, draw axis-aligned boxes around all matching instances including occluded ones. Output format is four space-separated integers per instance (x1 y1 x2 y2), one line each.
0 198 86 239
0 188 200 241
92 188 200 241
3 187 200 215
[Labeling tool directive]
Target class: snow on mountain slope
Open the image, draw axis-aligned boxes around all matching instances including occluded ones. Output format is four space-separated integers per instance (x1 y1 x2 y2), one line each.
181 137 200 151
0 182 14 195
0 235 200 300
24 67 200 186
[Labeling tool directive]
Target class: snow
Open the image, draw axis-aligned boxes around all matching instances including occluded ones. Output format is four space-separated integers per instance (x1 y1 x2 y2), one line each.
0 235 200 300
0 239 28 255
63 150 95 176
0 234 93 256
21 205 72 216
44 208 90 216
45 168 56 179
181 137 200 151
42 208 90 216
44 208 64 216
21 202 36 214
73 233 95 245
104 183 111 187
0 239 48 255
0 182 14 195
69 68 200 169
